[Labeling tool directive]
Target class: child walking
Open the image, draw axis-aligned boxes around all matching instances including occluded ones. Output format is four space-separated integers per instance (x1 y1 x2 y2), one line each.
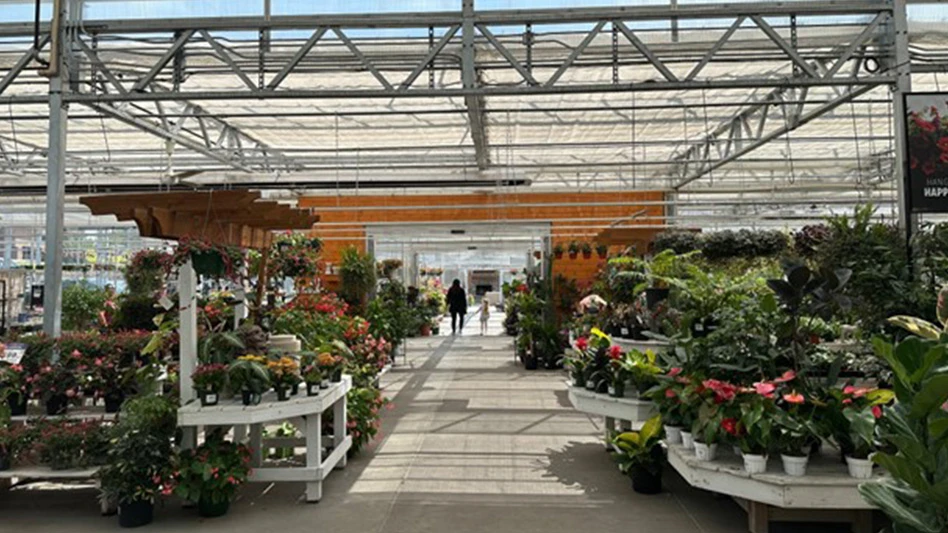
479 298 491 335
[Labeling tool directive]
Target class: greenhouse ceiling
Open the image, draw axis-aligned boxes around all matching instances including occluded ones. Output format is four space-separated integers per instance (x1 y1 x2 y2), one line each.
0 0 947 229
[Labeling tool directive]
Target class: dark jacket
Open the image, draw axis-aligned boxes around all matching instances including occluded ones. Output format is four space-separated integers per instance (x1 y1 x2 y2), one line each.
446 285 467 314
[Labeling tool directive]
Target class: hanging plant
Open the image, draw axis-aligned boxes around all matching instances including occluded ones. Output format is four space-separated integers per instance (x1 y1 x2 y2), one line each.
596 243 608 258
270 233 322 280
581 241 593 259
553 243 565 259
567 241 580 259
170 237 245 280
378 259 403 280
124 249 171 295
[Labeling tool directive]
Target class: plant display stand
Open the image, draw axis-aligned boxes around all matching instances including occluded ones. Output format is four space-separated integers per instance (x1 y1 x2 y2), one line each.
566 383 657 447
667 444 876 533
178 376 352 502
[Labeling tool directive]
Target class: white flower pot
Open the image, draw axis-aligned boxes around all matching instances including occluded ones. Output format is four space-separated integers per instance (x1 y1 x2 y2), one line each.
681 431 695 450
743 454 768 474
781 454 809 477
665 425 683 445
845 456 874 479
694 442 718 461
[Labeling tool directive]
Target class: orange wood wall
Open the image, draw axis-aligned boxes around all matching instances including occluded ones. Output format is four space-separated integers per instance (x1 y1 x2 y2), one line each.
300 191 665 288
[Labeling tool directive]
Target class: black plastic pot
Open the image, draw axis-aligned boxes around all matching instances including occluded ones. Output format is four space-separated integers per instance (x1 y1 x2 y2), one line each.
644 287 670 309
609 382 625 398
7 394 27 417
104 391 125 413
199 390 219 407
276 387 290 402
0 452 10 471
306 382 320 396
190 250 226 278
118 499 154 528
331 369 343 383
524 357 539 370
630 465 663 495
241 390 261 406
45 394 68 416
197 497 230 518
291 383 299 396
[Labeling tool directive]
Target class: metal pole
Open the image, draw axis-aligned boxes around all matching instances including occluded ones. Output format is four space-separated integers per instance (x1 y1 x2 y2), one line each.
42 0 69 340
892 0 913 239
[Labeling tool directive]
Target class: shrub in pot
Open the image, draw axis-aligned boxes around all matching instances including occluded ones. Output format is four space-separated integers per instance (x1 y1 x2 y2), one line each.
87 353 138 413
32 362 80 416
37 419 109 470
691 405 723 462
604 345 627 397
580 241 593 259
317 351 344 385
192 363 228 407
173 434 252 518
0 363 29 416
97 397 177 528
613 415 665 495
648 367 688 444
596 243 608 259
301 361 324 396
552 243 564 259
567 241 580 259
734 394 777 474
228 356 270 406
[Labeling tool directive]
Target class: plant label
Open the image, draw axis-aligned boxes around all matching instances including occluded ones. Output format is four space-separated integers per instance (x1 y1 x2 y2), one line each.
621 328 629 336
205 393 217 403
0 343 26 364
159 294 174 310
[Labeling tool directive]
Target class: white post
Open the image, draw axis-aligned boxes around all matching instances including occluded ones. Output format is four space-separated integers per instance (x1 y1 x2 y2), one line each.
179 259 198 403
892 0 914 239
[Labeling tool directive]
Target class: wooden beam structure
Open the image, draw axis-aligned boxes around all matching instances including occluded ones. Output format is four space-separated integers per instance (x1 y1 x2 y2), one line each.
80 190 319 249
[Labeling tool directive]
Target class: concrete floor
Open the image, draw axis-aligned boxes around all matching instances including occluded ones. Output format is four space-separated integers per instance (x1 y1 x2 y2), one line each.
0 314 854 532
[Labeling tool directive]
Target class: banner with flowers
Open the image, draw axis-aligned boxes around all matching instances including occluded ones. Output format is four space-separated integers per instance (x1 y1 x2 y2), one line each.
906 93 948 212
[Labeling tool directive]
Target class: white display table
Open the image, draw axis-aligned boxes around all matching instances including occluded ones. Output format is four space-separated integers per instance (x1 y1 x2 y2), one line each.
178 376 352 502
667 444 876 533
611 337 672 354
566 383 657 447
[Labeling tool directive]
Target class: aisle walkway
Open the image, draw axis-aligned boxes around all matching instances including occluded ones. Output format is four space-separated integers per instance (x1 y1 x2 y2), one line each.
2 317 814 532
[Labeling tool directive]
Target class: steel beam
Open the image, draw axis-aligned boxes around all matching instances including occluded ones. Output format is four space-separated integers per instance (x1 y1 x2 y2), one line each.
462 0 489 171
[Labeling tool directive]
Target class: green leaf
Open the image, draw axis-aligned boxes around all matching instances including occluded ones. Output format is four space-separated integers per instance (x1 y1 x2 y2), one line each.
888 316 942 341
873 453 930 496
640 414 663 442
911 375 948 419
858 480 944 533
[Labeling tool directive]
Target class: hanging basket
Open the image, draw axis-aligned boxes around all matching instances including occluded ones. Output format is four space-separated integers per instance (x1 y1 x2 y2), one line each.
190 250 227 278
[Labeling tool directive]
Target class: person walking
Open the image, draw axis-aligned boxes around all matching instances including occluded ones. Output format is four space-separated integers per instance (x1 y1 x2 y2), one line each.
479 298 490 335
446 279 467 335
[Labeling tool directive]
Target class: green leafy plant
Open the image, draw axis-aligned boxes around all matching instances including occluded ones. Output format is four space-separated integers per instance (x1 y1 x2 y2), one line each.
62 281 109 331
192 363 228 393
339 246 377 313
173 434 252 506
567 241 580 255
858 306 948 533
612 414 664 476
227 356 270 394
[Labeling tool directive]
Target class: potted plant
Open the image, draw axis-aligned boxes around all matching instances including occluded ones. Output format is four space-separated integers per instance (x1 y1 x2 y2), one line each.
563 342 591 387
301 362 323 396
88 354 137 413
317 351 344 384
842 405 879 479
171 237 245 280
553 243 565 259
613 415 665 494
774 396 812 476
267 357 301 402
0 424 28 471
567 241 580 260
648 368 687 444
192 363 228 407
595 242 608 259
97 396 176 528
32 362 79 416
605 345 627 397
173 434 252 518
621 348 662 397
735 393 776 474
692 403 723 462
0 363 28 416
581 241 593 259
227 356 270 406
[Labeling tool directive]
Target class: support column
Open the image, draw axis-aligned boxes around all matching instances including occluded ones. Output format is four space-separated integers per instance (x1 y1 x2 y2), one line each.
42 0 70 340
2 228 12 269
892 0 913 239
179 259 198 404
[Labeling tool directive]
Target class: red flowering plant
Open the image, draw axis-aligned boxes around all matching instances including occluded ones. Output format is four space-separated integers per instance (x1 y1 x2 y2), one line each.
347 386 390 453
169 237 245 281
173 434 252 507
815 384 893 459
30 361 80 404
691 378 742 445
563 335 595 386
733 392 777 456
773 389 816 457
0 362 29 404
86 352 140 401
192 363 229 394
270 232 323 281
647 367 690 428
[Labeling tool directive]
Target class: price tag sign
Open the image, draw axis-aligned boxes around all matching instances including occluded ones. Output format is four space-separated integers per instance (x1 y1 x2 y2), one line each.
158 295 174 311
0 343 27 365
620 328 629 336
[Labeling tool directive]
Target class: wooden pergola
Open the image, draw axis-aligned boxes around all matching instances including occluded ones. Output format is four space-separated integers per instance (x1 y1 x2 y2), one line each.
80 190 318 249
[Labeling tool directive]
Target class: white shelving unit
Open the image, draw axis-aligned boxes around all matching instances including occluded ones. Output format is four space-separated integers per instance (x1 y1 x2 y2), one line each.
177 376 352 503
667 444 876 533
566 383 657 447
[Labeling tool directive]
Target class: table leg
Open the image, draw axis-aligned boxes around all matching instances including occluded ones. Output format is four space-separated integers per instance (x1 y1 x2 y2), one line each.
333 389 348 469
181 427 197 451
747 501 769 533
234 424 247 443
620 420 632 432
250 424 263 467
604 416 615 449
852 511 873 533
305 413 323 502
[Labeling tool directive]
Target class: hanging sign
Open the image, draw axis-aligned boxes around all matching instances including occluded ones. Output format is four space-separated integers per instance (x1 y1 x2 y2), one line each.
0 343 26 365
905 93 948 212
